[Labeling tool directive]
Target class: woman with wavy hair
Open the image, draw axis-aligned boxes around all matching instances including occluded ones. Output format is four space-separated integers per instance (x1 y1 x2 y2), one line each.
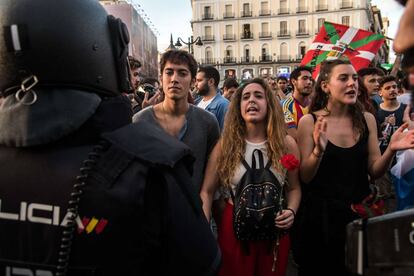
200 78 301 276
295 59 414 275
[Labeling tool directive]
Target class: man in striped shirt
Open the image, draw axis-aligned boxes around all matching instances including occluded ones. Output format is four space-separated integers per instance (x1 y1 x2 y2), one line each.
281 66 313 140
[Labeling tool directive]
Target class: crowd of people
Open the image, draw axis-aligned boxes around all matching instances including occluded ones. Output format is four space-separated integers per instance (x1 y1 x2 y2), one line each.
1 0 414 275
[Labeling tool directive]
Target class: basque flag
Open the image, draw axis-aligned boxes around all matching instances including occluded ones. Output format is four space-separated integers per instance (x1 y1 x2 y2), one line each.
300 22 385 78
390 149 414 210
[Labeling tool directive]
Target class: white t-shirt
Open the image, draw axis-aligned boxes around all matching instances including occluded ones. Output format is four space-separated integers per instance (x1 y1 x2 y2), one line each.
197 97 214 109
397 93 411 105
230 140 285 195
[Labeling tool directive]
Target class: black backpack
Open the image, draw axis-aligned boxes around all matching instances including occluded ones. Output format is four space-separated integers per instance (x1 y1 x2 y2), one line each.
230 149 284 241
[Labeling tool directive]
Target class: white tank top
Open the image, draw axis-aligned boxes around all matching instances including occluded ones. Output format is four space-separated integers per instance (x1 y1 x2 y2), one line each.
230 140 286 195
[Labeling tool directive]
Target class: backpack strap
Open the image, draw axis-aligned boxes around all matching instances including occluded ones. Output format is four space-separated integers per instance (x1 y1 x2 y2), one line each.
252 149 265 169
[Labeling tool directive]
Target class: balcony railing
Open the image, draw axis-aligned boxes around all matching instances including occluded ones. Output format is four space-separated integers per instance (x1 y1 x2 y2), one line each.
259 9 271 16
278 8 289 14
241 10 253 17
259 55 272 62
240 56 254 63
200 58 216 65
340 1 353 9
316 4 328 11
202 35 215 41
223 12 235 18
278 55 291 62
296 29 310 36
223 57 237 64
277 31 291 37
295 54 305 61
296 6 308 13
240 33 254 40
223 34 236 41
259 32 272 39
202 13 214 20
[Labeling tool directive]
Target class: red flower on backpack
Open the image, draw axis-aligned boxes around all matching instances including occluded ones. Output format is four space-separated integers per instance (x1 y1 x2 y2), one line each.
280 154 299 171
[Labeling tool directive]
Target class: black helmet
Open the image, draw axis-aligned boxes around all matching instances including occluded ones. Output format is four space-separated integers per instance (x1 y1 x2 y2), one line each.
0 0 131 97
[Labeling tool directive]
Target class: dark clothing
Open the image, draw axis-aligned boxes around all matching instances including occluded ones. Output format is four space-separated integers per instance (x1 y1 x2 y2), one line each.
293 114 370 276
134 104 220 190
376 103 406 153
0 93 220 275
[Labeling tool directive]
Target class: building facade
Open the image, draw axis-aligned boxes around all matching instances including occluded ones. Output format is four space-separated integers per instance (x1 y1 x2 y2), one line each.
191 0 388 81
100 0 158 78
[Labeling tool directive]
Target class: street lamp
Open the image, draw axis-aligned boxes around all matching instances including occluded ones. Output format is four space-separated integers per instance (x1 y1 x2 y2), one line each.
175 35 203 54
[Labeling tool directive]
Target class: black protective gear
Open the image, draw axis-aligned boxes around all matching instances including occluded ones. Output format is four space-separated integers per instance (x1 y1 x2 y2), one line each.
0 0 131 97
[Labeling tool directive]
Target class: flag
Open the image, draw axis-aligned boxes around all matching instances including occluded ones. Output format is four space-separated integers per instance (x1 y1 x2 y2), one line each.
301 22 385 78
390 149 414 210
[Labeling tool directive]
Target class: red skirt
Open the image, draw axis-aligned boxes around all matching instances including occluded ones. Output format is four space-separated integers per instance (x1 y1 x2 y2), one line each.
217 202 290 276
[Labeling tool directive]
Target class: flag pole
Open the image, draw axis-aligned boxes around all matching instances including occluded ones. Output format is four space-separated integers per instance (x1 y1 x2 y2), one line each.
390 54 402 76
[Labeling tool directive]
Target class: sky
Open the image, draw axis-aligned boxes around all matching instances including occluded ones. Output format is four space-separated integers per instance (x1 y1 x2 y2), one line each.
137 0 405 62
136 0 193 51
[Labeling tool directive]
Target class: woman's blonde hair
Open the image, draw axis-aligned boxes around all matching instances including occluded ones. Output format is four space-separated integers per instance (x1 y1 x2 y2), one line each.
217 78 287 187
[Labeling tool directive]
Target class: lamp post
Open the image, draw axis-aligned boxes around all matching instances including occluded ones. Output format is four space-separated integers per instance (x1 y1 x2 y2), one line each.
174 35 203 54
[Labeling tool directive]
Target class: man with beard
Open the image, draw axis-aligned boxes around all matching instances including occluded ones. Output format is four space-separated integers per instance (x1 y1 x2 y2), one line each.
195 66 229 131
281 66 313 140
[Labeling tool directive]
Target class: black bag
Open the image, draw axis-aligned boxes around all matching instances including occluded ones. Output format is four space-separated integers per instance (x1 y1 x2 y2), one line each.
231 149 284 241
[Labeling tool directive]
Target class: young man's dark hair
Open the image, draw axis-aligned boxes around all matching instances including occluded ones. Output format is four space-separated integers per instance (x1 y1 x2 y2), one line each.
128 56 142 70
379 75 397 88
160 50 198 79
289 66 312 84
277 76 288 82
223 77 239 90
141 77 160 87
198 66 220 88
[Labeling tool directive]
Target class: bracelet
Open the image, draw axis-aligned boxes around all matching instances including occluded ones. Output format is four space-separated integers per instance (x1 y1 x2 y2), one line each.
312 150 324 158
286 208 296 219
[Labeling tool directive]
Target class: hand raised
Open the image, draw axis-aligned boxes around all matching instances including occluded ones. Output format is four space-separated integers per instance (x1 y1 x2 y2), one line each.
142 91 161 109
313 115 328 153
389 123 414 151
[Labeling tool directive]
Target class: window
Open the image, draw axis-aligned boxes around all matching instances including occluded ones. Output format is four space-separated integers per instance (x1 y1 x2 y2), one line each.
280 0 287 9
205 47 213 64
260 1 269 14
226 46 233 57
205 48 212 59
242 3 252 16
298 20 306 33
280 42 288 60
342 16 350 26
299 41 306 58
280 21 287 34
243 24 252 38
205 26 212 36
226 25 233 35
298 0 306 11
203 6 212 19
262 22 269 33
262 44 269 55
245 48 250 58
224 4 233 18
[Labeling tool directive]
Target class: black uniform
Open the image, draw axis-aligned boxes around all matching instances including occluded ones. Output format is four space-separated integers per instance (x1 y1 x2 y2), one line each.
0 95 220 275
